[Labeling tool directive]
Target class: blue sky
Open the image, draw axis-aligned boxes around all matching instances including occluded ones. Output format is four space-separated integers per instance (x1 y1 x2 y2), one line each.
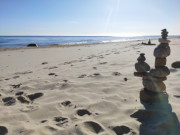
0 0 180 36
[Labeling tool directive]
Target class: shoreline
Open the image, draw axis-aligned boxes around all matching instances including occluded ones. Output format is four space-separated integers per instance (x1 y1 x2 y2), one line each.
1 37 179 51
0 38 150 52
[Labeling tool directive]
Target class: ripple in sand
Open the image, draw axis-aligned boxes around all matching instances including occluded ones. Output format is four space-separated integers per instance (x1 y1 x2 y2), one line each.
19 105 39 112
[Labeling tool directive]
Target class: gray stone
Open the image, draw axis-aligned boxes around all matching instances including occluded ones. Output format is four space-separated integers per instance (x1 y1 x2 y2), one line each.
27 43 38 47
135 62 150 72
154 45 170 58
172 61 180 68
143 79 166 93
150 66 170 77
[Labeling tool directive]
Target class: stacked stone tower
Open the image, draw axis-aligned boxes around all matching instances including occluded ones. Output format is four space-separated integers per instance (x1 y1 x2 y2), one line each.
134 29 171 102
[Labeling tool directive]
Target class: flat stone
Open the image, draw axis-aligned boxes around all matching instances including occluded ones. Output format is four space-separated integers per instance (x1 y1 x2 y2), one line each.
135 62 150 72
155 58 166 67
134 72 148 77
154 45 170 58
140 88 168 103
172 61 180 68
143 79 166 93
150 66 170 78
158 38 170 44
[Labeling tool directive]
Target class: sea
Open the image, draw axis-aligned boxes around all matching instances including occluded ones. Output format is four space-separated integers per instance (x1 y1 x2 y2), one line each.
0 36 179 48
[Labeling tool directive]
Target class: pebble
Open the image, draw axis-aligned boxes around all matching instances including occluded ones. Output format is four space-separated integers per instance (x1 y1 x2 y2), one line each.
172 61 180 68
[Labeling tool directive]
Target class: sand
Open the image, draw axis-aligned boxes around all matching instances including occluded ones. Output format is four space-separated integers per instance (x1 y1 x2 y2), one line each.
0 38 180 135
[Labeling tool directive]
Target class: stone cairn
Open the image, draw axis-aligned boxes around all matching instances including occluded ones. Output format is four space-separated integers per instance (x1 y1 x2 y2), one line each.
134 29 171 102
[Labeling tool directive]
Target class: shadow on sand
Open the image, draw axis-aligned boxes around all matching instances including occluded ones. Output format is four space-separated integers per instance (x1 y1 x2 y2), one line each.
131 94 180 135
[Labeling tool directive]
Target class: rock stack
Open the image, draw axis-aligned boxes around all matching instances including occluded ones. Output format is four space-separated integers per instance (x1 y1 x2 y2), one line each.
134 53 150 76
134 29 171 102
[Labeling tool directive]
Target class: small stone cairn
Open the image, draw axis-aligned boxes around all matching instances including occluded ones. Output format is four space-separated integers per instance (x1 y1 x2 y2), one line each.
134 29 171 102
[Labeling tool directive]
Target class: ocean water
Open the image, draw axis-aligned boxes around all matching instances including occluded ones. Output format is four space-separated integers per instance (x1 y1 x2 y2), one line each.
0 36 179 48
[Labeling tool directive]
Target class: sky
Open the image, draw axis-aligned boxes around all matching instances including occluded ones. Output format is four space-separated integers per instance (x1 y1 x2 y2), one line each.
0 0 180 36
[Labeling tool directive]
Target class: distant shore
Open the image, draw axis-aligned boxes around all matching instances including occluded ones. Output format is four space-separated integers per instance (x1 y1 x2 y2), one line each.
1 35 180 49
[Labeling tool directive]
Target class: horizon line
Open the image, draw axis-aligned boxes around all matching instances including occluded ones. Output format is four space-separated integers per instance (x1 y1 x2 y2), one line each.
1 34 180 37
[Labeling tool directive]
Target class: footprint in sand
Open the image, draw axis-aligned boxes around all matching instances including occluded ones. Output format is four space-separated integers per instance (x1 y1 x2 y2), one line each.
78 74 87 78
2 97 16 106
10 83 22 88
17 96 30 104
60 80 69 89
77 109 92 116
42 62 48 65
45 126 57 131
15 70 32 75
15 91 24 96
13 76 20 79
99 62 107 65
83 121 104 134
0 126 8 135
27 93 43 101
41 120 48 123
61 101 72 107
64 62 71 65
19 105 39 112
109 126 134 135
48 66 58 69
48 73 58 76
54 116 68 127
112 72 121 76
89 73 101 77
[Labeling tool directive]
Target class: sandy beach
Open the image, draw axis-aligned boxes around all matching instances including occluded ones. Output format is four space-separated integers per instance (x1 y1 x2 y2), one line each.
0 38 180 135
